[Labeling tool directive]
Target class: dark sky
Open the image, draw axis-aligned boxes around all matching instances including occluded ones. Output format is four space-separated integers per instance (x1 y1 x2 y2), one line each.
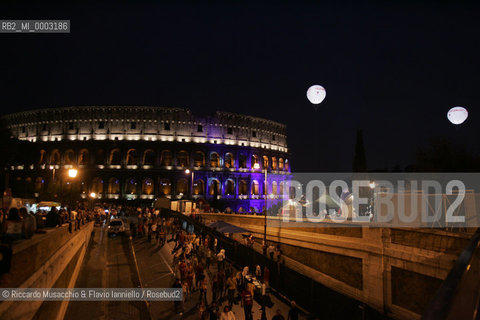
1 1 479 172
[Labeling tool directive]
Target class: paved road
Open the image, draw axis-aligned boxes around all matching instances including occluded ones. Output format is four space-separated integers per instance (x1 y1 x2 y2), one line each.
132 233 306 320
64 223 150 320
65 217 303 320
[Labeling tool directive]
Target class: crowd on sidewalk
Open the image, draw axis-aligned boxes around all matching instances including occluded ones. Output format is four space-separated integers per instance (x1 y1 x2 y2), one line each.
133 213 301 320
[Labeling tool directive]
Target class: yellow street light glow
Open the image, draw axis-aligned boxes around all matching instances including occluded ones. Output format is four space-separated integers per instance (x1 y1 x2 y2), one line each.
89 192 96 198
68 168 78 178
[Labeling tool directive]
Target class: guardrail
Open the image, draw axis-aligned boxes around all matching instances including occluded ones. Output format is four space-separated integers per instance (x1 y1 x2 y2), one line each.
422 228 480 320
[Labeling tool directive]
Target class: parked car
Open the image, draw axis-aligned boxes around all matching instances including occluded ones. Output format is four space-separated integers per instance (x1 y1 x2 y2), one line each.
107 219 125 237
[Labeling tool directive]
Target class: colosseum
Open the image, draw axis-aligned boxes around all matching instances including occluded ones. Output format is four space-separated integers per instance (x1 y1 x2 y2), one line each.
2 106 291 212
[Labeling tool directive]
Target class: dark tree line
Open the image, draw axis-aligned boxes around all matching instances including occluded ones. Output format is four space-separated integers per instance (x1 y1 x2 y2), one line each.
351 129 479 173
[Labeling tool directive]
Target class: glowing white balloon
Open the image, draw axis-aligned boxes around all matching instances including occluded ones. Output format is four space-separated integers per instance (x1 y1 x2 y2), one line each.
306 85 326 104
447 106 468 125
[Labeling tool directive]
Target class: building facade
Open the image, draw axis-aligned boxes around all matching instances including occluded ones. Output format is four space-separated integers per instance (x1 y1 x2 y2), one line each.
3 106 290 212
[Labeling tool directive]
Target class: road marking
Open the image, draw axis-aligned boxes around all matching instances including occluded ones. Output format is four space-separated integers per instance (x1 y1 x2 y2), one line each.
100 225 108 320
158 248 174 275
145 273 172 285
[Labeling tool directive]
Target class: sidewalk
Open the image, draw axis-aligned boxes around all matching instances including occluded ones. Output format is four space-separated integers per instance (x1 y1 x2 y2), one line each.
132 231 305 320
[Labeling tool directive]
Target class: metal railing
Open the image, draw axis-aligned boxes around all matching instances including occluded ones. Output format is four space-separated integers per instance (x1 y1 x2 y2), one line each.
423 228 480 320
163 209 385 320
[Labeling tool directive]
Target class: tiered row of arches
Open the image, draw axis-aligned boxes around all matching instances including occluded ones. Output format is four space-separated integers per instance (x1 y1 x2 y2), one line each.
37 148 290 172
16 175 288 199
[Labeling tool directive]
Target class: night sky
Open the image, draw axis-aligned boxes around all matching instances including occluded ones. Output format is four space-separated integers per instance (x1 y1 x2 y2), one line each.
1 1 479 172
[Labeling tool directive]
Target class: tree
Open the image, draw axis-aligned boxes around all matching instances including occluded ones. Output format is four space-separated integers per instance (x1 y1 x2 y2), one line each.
414 137 480 172
352 129 367 172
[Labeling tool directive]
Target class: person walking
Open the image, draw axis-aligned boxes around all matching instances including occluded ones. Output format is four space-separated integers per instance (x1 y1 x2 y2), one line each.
199 278 208 306
172 278 184 316
217 248 226 270
3 208 23 242
205 248 212 270
220 305 236 320
19 207 36 239
226 273 237 307
255 265 262 281
212 273 219 303
263 266 270 287
241 287 254 320
268 244 275 260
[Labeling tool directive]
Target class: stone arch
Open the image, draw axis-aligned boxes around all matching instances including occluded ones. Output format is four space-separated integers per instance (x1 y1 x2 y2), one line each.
193 179 205 195
126 177 137 194
176 178 188 195
210 152 220 168
272 181 278 195
39 150 47 165
143 149 155 165
225 153 234 168
239 154 247 168
225 179 235 195
91 177 104 194
193 151 205 167
159 178 171 195
109 148 121 165
160 150 173 166
263 155 269 169
78 149 89 165
35 177 44 192
94 149 106 165
50 149 60 165
239 180 248 195
126 149 138 165
177 150 189 167
251 154 259 168
251 180 259 195
209 178 221 196
108 177 120 194
271 157 277 170
64 149 75 165
142 178 154 195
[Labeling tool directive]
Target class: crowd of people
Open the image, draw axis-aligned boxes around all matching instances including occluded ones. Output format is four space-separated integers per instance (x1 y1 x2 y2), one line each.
0 203 303 319
0 205 95 243
140 215 302 320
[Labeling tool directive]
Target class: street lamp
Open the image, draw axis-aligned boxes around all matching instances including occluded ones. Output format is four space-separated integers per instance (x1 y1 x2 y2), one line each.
369 180 375 217
253 162 268 252
89 192 96 210
185 169 194 199
68 168 78 178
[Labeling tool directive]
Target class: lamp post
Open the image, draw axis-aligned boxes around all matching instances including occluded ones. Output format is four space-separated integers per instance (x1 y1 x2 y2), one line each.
254 162 268 250
185 169 194 200
67 168 78 207
89 192 96 210
369 180 376 217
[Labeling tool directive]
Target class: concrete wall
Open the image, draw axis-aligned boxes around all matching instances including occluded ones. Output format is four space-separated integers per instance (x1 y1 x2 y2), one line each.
200 213 471 319
0 222 94 320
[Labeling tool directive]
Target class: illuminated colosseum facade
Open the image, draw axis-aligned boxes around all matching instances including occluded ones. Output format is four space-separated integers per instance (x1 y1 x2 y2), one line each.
3 106 290 212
